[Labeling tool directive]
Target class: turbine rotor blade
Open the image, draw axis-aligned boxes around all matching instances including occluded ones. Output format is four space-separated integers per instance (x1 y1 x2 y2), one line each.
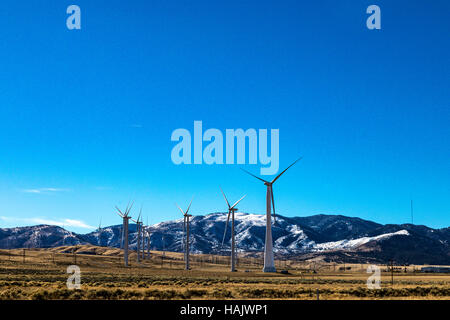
175 203 185 216
240 168 269 183
185 197 194 215
125 200 130 214
221 210 231 247
230 194 246 210
220 187 231 209
137 210 142 223
271 156 303 184
125 201 134 217
115 206 124 216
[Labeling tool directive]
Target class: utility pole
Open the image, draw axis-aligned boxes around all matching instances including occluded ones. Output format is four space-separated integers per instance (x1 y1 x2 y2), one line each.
162 235 165 267
391 260 394 286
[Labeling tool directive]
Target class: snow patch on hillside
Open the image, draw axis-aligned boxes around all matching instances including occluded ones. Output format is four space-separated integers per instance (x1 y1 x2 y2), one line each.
312 230 409 251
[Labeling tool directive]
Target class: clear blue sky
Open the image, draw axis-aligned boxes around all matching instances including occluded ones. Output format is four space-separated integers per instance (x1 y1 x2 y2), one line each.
0 1 448 232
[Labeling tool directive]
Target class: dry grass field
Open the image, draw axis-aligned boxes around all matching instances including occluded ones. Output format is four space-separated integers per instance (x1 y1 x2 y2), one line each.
0 246 448 300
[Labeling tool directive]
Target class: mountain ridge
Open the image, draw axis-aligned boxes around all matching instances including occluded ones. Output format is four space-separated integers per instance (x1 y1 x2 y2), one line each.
0 213 448 265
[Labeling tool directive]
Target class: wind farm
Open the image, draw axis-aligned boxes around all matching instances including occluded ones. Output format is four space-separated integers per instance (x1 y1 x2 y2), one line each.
1 0 448 309
1 160 449 300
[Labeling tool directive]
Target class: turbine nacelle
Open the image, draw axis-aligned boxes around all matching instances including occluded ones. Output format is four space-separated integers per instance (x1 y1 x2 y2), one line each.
241 157 302 224
115 200 134 219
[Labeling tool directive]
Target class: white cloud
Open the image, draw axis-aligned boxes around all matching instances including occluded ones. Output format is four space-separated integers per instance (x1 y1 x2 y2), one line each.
20 188 70 194
0 216 95 229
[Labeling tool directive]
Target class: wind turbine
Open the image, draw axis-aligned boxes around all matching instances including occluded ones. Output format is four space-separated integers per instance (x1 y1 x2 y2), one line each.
131 208 143 263
119 222 124 249
145 217 151 260
176 198 193 270
220 188 246 272
116 202 133 267
97 218 103 247
242 157 302 272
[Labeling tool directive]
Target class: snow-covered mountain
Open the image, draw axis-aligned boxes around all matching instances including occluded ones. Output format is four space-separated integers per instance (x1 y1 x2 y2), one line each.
1 213 449 264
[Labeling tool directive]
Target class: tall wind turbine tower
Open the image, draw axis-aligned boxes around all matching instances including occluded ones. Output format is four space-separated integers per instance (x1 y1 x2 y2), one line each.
145 217 151 260
242 157 302 272
116 202 133 267
142 217 147 260
145 226 150 260
131 209 143 263
176 198 193 270
97 218 103 247
220 188 246 272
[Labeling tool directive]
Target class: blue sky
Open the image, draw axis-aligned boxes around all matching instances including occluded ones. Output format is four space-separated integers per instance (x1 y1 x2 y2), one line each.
0 1 448 232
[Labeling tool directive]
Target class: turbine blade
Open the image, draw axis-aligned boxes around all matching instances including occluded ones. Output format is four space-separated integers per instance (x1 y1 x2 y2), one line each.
230 194 246 210
220 187 231 208
221 210 231 247
124 200 130 216
125 201 134 217
115 206 124 216
185 197 194 215
175 203 185 216
271 157 303 184
240 168 269 183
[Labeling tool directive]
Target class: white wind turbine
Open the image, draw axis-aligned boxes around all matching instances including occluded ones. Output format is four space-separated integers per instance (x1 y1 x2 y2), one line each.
220 188 246 272
176 198 193 270
97 218 103 247
242 157 302 272
144 226 149 260
115 202 133 267
145 217 151 260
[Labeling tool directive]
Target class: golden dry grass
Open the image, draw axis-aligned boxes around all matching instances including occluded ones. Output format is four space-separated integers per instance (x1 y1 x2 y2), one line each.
0 246 448 300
